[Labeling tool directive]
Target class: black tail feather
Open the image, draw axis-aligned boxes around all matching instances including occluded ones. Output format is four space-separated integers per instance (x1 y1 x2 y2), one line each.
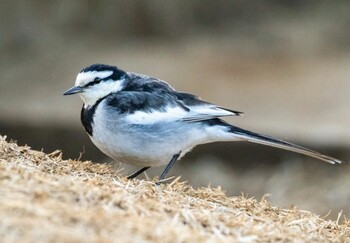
229 125 343 164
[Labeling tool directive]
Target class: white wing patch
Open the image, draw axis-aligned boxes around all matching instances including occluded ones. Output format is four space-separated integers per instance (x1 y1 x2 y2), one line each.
183 105 237 122
125 106 187 124
125 104 239 124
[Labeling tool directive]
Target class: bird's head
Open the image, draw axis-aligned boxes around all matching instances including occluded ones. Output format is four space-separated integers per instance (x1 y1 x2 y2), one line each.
63 64 127 106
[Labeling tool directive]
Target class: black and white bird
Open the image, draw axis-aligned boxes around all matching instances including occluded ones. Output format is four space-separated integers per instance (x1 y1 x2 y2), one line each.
63 64 342 183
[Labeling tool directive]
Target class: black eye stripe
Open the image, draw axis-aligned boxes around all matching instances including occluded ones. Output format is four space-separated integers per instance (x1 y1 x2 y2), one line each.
84 77 102 87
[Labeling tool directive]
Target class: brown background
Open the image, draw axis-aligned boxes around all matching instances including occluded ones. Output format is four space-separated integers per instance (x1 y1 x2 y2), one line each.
1 1 349 219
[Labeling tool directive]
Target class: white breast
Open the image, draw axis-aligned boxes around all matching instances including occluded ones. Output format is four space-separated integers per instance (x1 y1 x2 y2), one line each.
89 100 241 167
89 101 206 167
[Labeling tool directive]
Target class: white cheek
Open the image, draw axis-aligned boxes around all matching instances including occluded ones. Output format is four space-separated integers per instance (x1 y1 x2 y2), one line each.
80 80 125 106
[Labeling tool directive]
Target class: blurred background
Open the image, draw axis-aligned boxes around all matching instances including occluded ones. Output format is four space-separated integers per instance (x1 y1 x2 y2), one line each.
1 1 349 219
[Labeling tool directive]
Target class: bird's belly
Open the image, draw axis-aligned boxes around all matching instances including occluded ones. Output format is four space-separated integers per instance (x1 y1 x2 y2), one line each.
90 121 207 167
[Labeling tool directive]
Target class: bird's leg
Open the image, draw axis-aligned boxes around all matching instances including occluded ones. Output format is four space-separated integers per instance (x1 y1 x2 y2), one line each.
127 166 150 179
156 152 181 185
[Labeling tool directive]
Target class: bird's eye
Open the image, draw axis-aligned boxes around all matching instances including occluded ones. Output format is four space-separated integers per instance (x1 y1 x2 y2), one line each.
94 77 102 84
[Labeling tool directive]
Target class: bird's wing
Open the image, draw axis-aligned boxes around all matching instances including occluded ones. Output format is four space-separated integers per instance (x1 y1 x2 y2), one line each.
125 73 243 120
175 92 243 122
105 91 242 124
125 72 176 92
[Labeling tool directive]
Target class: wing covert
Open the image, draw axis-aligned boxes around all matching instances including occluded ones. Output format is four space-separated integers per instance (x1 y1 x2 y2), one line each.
105 88 242 124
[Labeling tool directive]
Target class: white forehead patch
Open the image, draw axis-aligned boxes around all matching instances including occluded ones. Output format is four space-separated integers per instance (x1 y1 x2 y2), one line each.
75 70 113 87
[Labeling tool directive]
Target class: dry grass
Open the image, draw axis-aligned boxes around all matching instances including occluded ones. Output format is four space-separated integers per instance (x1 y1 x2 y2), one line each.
0 135 349 242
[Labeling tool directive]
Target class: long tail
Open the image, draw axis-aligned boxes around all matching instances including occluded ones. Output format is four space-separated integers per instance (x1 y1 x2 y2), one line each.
229 125 343 164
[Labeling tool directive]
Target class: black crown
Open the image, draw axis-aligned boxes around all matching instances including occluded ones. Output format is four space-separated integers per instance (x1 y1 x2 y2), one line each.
81 64 126 80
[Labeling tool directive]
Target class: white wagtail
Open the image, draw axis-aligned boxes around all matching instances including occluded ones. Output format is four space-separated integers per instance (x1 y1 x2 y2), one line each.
63 64 342 183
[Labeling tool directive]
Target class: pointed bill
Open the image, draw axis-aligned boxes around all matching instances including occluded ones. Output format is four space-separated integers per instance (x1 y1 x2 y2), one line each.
63 86 84 95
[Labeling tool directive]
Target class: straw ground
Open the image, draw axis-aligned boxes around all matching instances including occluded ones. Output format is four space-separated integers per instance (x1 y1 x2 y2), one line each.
0 135 349 242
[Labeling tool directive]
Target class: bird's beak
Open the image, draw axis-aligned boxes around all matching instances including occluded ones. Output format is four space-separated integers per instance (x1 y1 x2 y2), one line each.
63 86 84 95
